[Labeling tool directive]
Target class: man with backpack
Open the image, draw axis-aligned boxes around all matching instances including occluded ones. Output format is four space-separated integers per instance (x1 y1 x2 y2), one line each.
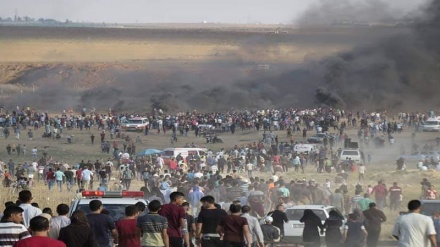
371 180 388 210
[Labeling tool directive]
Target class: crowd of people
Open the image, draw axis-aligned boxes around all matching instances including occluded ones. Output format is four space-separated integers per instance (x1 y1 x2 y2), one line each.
0 189 439 247
1 106 440 247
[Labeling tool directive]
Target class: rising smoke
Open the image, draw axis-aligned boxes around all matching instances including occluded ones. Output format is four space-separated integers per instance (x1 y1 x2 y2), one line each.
1 0 438 113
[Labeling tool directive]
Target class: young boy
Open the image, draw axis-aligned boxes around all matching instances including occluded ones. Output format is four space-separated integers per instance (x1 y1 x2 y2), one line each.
116 205 140 247
182 202 196 247
137 200 169 247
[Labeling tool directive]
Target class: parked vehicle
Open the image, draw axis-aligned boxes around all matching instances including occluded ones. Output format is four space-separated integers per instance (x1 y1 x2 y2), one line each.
339 149 362 163
283 205 345 242
422 117 440 132
121 117 149 132
69 191 147 222
293 144 318 154
307 133 328 143
162 147 208 164
420 200 440 216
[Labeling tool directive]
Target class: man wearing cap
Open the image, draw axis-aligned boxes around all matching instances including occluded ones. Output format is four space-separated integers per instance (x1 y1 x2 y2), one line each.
260 216 280 247
363 202 386 247
0 205 31 246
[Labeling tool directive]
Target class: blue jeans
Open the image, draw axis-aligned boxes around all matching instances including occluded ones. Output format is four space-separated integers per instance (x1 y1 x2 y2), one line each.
66 179 74 191
56 180 62 191
48 180 54 190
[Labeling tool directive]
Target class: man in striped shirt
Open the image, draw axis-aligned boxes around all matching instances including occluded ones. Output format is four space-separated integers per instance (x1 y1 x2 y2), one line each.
0 206 31 247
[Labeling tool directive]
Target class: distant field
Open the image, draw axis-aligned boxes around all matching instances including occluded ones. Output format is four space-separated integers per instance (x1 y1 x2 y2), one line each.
0 25 407 63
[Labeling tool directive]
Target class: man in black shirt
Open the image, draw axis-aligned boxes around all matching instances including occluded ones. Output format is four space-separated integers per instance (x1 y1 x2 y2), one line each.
196 196 228 247
270 205 288 238
64 168 74 192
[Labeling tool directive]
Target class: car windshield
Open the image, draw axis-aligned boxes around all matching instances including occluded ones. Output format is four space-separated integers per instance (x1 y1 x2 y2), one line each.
163 151 174 156
76 204 147 222
128 119 144 124
426 121 439 125
285 209 328 221
342 151 359 155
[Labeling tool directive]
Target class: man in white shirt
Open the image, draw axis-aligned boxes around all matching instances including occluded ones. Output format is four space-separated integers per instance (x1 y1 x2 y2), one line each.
246 162 253 178
156 155 164 171
31 147 37 160
241 205 264 247
358 164 366 182
81 167 93 190
48 204 71 239
18 190 42 228
392 199 437 247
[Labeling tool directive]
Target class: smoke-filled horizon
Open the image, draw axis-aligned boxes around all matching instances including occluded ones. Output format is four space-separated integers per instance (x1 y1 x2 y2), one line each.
1 0 440 114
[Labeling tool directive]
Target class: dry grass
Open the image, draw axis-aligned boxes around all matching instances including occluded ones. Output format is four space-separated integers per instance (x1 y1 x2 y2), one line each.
0 38 347 64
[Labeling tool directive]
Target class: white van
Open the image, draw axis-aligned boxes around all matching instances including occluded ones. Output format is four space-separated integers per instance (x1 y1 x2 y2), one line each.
162 148 208 164
339 149 362 163
423 117 440 132
293 144 318 154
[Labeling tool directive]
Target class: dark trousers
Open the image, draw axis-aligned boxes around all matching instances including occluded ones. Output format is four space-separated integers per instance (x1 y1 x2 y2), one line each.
169 237 184 247
366 228 381 247
201 236 222 247
223 241 244 247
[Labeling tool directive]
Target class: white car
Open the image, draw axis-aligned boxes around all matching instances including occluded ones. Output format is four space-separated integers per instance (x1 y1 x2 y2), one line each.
121 117 149 132
69 191 148 221
283 205 344 241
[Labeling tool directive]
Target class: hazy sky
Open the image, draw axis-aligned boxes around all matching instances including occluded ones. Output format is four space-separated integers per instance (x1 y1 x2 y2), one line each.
0 0 427 24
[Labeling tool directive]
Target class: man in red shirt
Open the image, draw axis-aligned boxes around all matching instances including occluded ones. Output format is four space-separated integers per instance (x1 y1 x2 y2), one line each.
75 168 83 188
45 168 55 191
217 204 252 247
13 215 66 247
388 182 403 212
426 185 438 200
159 191 189 247
116 205 141 247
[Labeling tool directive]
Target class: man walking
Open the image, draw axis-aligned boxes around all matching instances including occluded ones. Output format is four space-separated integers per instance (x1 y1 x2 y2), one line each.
54 168 65 192
270 205 288 239
196 195 228 247
115 205 140 247
64 168 74 192
241 205 264 247
260 216 280 247
392 200 437 247
81 166 92 190
363 203 386 247
48 204 71 240
159 191 189 247
87 199 118 247
371 180 387 210
388 182 403 212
